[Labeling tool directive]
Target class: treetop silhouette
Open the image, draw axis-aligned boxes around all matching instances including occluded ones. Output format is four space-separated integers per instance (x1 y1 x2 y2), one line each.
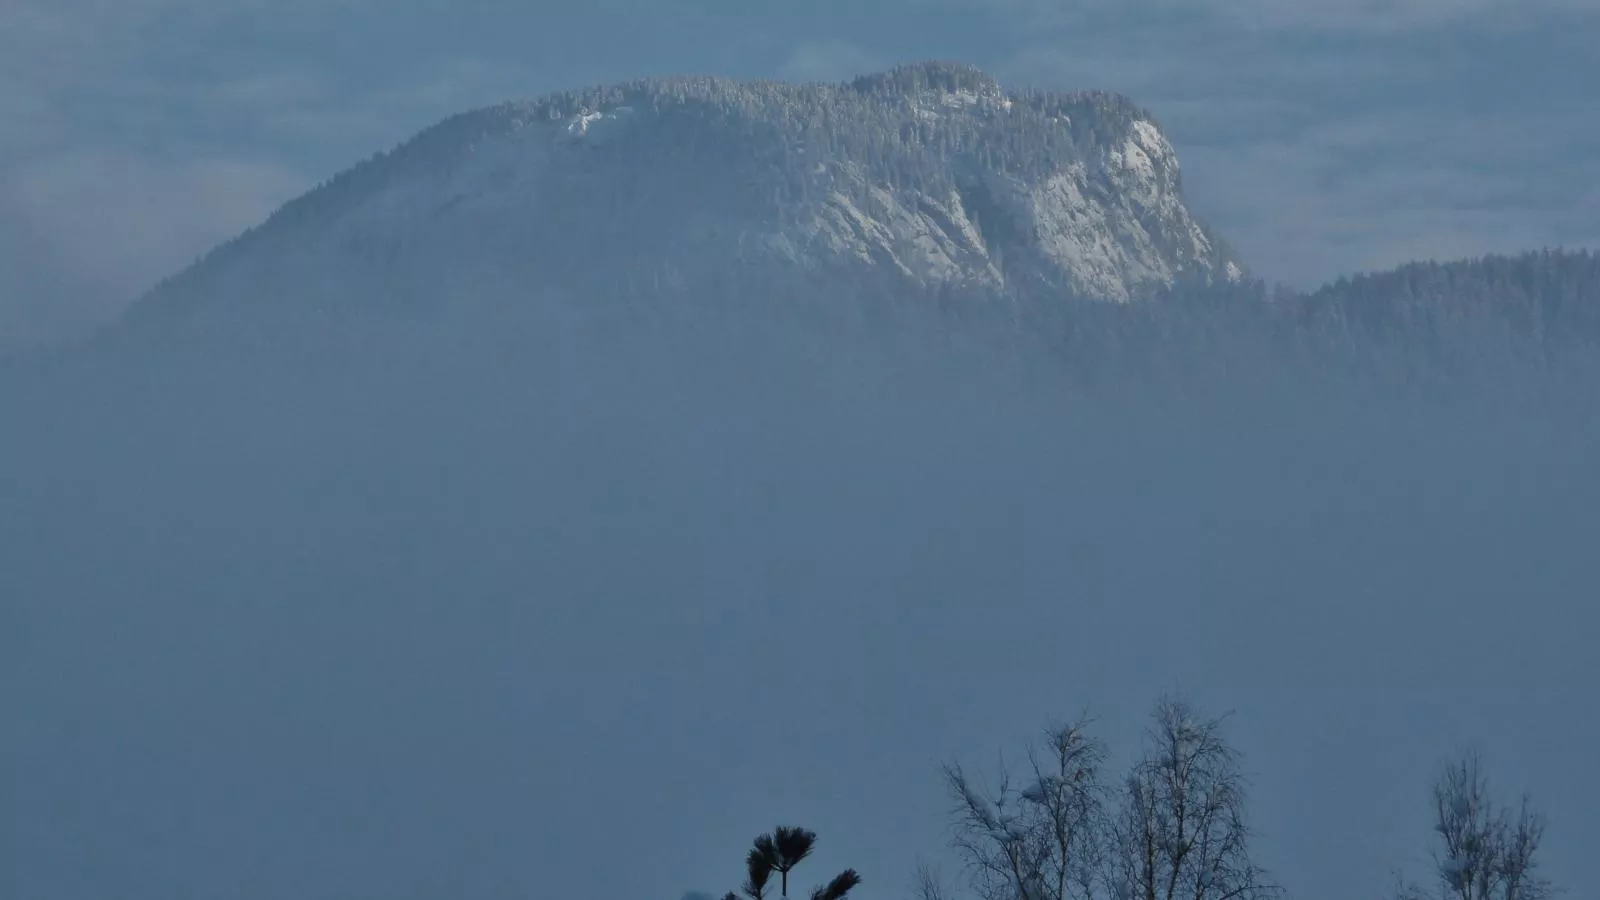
724 826 862 900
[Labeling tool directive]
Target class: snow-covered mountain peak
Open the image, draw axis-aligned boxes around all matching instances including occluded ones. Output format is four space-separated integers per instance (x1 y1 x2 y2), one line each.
128 62 1244 331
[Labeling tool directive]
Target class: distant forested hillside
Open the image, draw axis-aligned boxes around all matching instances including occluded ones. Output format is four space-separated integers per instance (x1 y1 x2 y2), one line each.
1298 249 1600 338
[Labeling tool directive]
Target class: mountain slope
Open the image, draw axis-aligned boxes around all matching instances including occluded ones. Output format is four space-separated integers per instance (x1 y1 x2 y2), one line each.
125 62 1240 335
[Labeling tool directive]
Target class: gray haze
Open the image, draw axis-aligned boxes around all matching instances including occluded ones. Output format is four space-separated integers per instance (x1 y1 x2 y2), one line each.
2 292 1596 900
3 2 1598 898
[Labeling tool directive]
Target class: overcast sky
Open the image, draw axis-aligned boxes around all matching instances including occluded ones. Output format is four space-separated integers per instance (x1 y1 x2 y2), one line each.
3 0 1599 347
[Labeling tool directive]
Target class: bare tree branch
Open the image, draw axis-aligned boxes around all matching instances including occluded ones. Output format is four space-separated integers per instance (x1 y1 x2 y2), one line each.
1404 751 1556 900
943 714 1111 900
1109 697 1279 900
914 858 956 900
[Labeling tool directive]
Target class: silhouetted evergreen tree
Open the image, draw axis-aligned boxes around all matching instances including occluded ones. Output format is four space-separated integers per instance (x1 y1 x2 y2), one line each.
722 826 863 900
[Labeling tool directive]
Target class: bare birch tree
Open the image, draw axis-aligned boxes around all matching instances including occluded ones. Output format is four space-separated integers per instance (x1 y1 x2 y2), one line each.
1394 751 1555 900
936 698 1278 900
1107 697 1280 900
942 715 1112 900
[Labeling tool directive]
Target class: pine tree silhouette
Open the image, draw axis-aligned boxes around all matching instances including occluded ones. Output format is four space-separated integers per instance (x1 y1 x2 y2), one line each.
721 826 861 900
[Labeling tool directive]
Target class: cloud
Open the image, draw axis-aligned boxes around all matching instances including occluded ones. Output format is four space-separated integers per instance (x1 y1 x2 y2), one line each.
0 1 358 88
1209 0 1600 32
192 58 550 162
914 0 1600 33
7 152 307 284
1172 108 1600 284
0 152 307 348
204 70 328 111
0 0 547 351
0 83 57 157
982 5 1600 287
776 39 889 82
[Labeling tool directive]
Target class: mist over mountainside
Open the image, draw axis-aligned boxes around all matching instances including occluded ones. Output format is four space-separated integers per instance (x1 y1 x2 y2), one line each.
3 62 1599 900
6 279 1600 900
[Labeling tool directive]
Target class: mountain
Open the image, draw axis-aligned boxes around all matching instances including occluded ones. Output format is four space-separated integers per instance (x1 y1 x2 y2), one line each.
17 61 1599 370
121 62 1240 339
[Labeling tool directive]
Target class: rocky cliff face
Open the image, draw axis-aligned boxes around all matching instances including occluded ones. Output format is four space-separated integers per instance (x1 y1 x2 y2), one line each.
129 62 1241 332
